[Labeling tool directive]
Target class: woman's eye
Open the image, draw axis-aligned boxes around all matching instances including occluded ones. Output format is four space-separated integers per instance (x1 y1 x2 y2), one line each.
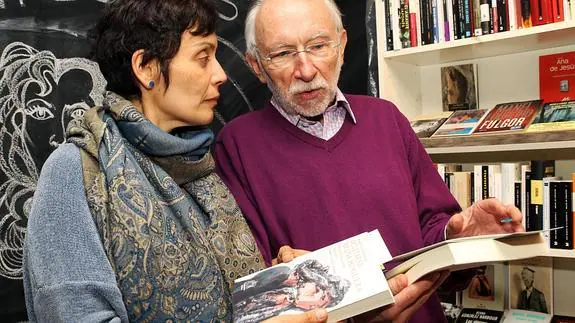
25 99 54 121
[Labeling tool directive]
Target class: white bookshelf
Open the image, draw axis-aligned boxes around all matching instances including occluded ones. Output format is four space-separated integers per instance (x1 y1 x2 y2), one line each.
374 1 575 120
373 1 575 261
546 248 575 259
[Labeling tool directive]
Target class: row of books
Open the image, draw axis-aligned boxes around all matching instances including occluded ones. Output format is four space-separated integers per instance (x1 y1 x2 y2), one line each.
410 100 575 138
383 0 575 51
435 161 575 250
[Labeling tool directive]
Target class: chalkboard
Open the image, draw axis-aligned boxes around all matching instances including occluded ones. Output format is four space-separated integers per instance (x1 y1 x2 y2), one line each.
0 1 372 320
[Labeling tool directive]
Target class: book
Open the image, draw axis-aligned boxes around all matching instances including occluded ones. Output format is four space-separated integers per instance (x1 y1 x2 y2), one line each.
441 64 479 111
432 109 489 136
232 230 394 323
509 257 553 315
474 100 543 134
410 112 453 138
462 264 506 311
539 51 575 103
502 309 553 322
527 101 575 132
383 231 549 284
553 258 575 318
456 308 505 322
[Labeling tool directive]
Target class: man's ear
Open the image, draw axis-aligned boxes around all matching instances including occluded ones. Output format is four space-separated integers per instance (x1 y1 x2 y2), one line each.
338 29 348 64
246 52 267 83
131 49 160 90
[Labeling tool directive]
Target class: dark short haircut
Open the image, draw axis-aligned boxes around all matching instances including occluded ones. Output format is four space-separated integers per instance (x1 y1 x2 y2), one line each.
89 0 217 98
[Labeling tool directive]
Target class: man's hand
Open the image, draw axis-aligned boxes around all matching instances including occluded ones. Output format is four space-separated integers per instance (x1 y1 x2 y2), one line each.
446 198 524 239
272 245 310 265
352 271 450 322
262 309 328 323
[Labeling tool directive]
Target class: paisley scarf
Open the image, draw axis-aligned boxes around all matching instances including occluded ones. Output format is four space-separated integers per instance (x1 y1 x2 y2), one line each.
67 92 265 322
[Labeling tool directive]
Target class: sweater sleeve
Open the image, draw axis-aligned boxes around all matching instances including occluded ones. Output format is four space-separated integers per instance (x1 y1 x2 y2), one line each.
392 104 462 247
23 143 128 322
214 130 273 266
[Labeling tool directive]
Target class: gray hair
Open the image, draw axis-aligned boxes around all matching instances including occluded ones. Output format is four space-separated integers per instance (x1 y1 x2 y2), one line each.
244 0 343 57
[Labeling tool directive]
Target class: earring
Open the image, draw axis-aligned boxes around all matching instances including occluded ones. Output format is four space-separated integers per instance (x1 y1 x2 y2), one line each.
148 80 155 89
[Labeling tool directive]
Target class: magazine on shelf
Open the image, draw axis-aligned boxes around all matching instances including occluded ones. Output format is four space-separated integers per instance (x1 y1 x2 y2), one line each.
409 112 454 138
526 101 575 132
474 100 543 134
431 109 489 136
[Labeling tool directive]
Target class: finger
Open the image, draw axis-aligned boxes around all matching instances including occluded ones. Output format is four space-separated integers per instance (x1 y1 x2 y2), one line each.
503 204 524 231
446 214 463 238
394 271 450 322
277 245 295 263
381 271 441 319
387 273 409 295
263 309 328 323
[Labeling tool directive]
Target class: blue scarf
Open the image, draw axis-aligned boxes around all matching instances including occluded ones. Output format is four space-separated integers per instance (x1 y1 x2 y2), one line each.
67 92 264 321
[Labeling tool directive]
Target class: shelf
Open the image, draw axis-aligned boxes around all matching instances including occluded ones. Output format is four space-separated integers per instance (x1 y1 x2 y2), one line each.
421 130 575 163
382 21 575 66
545 248 575 259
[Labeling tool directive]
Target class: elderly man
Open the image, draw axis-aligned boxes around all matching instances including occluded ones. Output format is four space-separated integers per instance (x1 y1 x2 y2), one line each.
214 0 523 321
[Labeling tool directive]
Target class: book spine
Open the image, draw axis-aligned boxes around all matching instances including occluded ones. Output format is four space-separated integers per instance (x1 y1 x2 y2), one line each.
385 0 395 50
498 0 508 30
528 160 555 231
514 181 522 210
480 0 491 33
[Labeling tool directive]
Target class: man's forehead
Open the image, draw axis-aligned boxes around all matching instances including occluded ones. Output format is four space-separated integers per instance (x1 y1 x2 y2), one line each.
256 0 336 45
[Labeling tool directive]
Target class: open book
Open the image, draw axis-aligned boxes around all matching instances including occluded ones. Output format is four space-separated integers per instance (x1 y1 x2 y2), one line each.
384 231 549 285
232 230 393 323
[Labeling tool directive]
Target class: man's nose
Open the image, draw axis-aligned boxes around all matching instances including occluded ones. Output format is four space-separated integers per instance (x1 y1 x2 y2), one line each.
293 52 317 82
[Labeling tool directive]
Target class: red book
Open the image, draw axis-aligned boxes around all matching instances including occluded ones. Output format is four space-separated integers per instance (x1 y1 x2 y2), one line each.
540 51 575 103
474 100 542 133
530 0 543 25
541 0 554 23
409 12 417 47
551 0 565 21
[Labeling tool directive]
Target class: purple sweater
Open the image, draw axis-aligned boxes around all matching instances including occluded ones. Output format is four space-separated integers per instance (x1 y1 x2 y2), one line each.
215 95 461 322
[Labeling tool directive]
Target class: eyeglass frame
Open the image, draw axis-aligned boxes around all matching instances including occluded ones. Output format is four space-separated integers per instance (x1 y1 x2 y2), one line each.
256 39 342 70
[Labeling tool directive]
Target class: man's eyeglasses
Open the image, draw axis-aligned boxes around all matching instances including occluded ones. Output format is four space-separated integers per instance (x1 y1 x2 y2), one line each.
259 40 341 70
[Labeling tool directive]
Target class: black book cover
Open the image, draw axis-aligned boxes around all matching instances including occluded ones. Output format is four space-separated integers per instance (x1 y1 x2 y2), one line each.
456 308 504 322
528 160 555 231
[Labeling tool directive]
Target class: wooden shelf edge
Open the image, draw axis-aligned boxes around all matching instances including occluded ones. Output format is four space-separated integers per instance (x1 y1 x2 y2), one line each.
421 130 575 163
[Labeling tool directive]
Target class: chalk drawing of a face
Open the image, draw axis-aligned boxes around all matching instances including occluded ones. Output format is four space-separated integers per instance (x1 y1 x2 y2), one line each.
0 41 106 279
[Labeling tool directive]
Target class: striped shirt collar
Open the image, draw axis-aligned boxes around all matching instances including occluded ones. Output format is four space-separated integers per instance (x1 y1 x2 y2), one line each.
271 88 357 126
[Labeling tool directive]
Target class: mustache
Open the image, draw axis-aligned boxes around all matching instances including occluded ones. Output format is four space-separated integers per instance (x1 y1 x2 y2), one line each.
288 77 328 95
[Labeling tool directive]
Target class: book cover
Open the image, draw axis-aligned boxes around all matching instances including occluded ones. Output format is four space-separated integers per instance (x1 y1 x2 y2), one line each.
474 100 543 134
462 264 506 311
384 231 549 284
410 111 453 138
509 257 553 315
432 109 489 136
527 101 575 132
232 230 394 323
502 309 553 322
457 308 505 322
441 64 479 111
539 51 575 103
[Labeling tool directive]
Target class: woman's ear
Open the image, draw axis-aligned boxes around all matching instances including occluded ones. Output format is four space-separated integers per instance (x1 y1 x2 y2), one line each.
131 49 160 90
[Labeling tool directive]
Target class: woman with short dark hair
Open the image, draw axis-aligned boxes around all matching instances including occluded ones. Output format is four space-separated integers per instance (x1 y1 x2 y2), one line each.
22 1 327 322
